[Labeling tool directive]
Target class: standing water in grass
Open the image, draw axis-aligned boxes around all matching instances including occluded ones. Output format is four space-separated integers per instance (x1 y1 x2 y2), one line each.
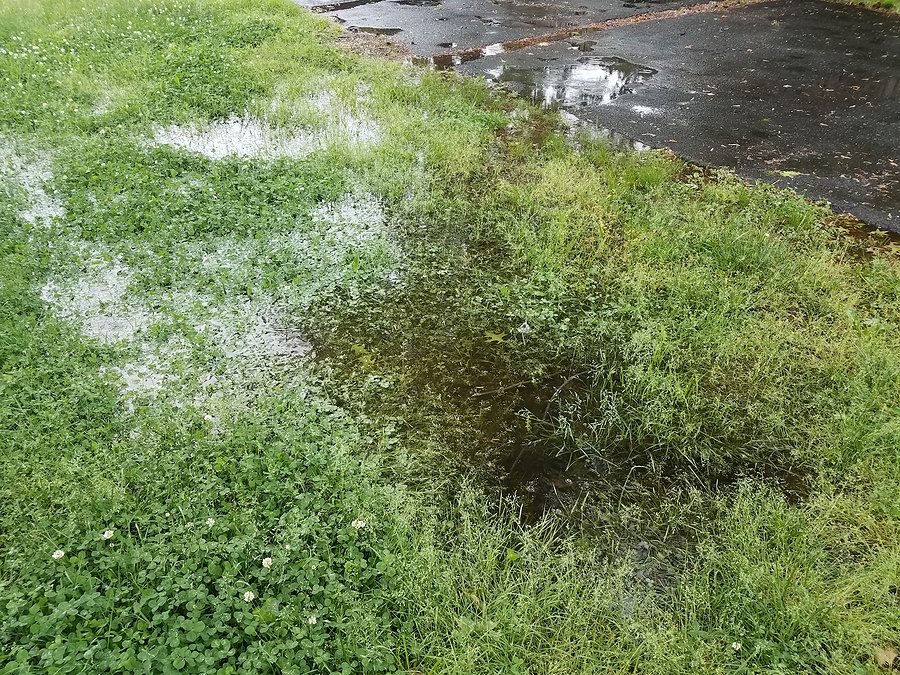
1 0 899 673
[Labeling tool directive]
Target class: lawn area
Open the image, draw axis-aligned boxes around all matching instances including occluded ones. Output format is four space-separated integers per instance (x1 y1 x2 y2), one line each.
1 0 899 673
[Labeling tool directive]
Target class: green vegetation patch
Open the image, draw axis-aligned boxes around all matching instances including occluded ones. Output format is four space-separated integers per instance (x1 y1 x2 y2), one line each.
1 0 899 673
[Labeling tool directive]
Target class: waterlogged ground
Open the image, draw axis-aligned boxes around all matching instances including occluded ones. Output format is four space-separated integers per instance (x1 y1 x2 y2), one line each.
2 0 900 673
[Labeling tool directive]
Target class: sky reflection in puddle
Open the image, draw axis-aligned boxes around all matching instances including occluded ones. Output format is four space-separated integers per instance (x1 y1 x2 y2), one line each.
486 56 657 109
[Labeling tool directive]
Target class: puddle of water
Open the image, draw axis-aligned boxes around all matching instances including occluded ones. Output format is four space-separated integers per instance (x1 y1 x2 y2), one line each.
632 104 662 116
104 354 173 399
309 194 386 239
308 221 809 533
152 116 320 160
560 110 651 152
17 171 65 226
40 260 150 344
479 368 811 521
572 39 598 52
0 140 65 226
490 56 657 109
208 305 313 361
417 42 506 68
152 111 381 160
355 26 403 35
821 213 900 260
282 193 395 266
499 437 810 520
40 251 318 410
315 314 811 527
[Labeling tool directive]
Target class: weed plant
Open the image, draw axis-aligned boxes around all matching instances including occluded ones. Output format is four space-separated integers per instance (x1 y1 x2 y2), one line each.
1 0 899 673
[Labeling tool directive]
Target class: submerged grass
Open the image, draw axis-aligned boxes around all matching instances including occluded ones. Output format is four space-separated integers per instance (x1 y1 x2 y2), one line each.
1 0 899 673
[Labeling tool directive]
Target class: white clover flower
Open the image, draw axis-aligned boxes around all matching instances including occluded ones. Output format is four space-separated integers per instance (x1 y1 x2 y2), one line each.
517 320 531 335
262 557 273 569
243 591 255 602
732 642 742 651
52 549 65 560
186 522 194 529
206 518 215 527
307 616 317 625
165 512 170 517
351 520 367 529
102 529 115 540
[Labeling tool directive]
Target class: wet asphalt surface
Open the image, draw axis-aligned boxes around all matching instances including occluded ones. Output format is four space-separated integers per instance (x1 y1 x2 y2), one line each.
458 0 900 229
310 0 709 54
299 0 900 230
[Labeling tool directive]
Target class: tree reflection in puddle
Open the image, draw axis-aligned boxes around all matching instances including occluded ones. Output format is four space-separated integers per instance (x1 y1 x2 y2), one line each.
489 56 657 108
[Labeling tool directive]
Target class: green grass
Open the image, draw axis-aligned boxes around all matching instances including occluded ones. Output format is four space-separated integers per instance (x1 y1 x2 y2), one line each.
841 0 900 13
1 0 900 673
